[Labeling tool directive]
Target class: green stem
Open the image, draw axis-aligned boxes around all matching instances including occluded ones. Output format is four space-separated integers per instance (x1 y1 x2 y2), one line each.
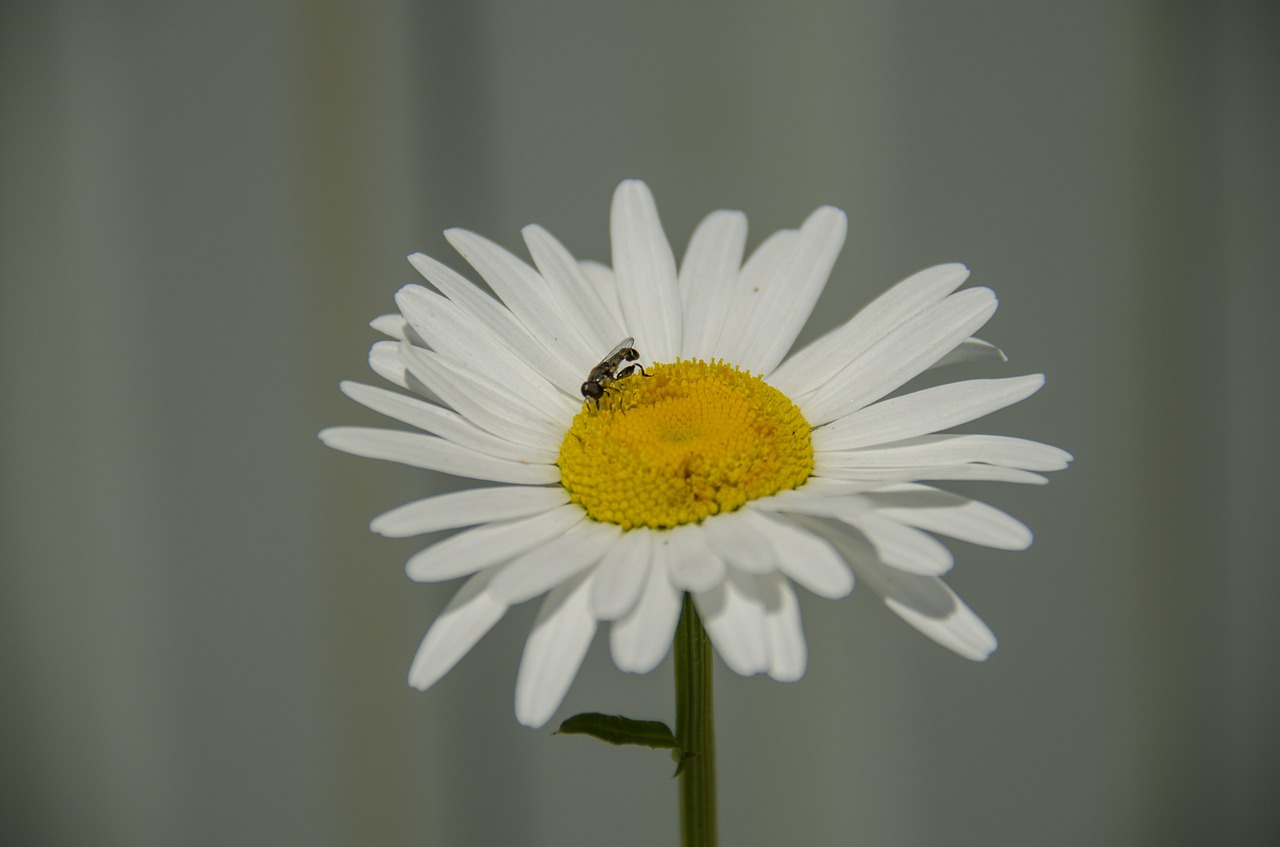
675 593 717 847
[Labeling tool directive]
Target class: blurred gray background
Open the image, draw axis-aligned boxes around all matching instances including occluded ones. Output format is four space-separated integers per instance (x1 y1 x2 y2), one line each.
3 2 1277 845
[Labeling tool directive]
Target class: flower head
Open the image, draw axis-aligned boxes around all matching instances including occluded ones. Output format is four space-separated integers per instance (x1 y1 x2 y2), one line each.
321 180 1071 727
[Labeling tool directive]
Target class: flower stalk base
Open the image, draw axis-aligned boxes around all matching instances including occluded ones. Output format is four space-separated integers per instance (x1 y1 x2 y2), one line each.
675 593 717 847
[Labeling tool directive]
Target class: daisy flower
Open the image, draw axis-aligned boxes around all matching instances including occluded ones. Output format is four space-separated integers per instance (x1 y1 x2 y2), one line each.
320 180 1071 728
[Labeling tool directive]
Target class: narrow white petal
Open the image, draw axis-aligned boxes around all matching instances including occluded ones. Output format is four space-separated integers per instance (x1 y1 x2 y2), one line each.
812 462 1050 486
579 260 626 328
488 520 621 605
661 524 727 593
398 343 564 449
339 381 558 464
408 568 509 691
929 337 1006 369
408 251 583 393
738 206 848 376
371 486 568 538
610 541 682 673
405 505 584 582
741 509 854 599
370 314 409 339
880 580 997 661
523 224 626 355
408 251 542 347
611 180 682 362
369 340 412 391
714 229 796 365
815 522 996 660
755 490 952 574
863 484 1033 550
844 511 955 575
799 287 1000 425
700 510 775 575
678 210 748 360
819 435 1072 472
515 572 598 728
752 489 872 522
793 476 893 496
395 284 578 419
402 342 563 431
760 574 807 682
319 426 559 485
694 571 770 676
818 366 1029 449
770 263 970 397
591 528 653 620
445 228 597 371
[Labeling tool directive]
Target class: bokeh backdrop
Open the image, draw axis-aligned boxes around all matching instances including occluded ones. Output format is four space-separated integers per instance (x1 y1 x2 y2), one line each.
3 2 1277 846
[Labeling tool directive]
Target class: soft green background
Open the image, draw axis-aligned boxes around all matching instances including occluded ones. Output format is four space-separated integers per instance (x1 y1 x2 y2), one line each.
3 2 1277 845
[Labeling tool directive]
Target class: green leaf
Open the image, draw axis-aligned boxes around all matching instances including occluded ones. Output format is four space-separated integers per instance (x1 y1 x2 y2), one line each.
555 712 678 749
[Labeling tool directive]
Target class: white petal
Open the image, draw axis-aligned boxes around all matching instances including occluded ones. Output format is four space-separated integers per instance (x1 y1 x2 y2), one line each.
395 285 578 419
819 435 1072 472
369 340 412 391
812 462 1050 486
752 489 872 522
752 491 949 575
863 484 1033 550
523 224 626 355
611 180 682 362
760 574 807 682
929 337 1006 369
408 251 582 394
591 528 653 620
813 375 1046 451
408 568 508 691
799 287 1000 425
371 486 568 538
741 509 853 599
843 511 955 576
405 505 584 582
319 426 559 485
488 520 621 605
398 343 564 449
339 381 557 464
715 229 796 365
792 475 893 496
694 571 770 676
880 578 997 661
515 572 598 728
700 510 774 575
610 540 682 673
678 210 748 361
445 229 597 370
737 206 847 376
661 524 727 593
579 260 626 328
370 314 409 339
401 342 561 429
815 523 996 660
770 263 970 397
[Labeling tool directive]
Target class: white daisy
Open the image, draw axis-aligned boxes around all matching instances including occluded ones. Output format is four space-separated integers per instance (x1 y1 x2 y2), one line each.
321 180 1071 728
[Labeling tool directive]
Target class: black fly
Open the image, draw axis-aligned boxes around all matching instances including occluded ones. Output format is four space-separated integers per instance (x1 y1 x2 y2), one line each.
581 337 647 402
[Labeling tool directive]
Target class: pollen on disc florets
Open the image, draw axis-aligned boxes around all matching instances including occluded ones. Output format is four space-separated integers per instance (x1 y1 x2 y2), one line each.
557 360 813 530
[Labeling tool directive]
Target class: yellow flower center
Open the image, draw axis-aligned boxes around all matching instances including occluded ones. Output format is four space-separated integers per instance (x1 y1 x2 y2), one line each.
558 360 813 530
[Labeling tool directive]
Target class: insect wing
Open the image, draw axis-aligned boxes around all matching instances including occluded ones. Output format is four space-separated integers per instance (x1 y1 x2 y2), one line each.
601 337 636 365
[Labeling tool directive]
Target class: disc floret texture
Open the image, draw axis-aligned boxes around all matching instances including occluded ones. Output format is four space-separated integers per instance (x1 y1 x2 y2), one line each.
559 360 813 530
320 179 1072 728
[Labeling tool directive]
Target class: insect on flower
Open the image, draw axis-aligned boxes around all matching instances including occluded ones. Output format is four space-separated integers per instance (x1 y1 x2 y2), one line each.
320 179 1073 730
581 336 647 402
